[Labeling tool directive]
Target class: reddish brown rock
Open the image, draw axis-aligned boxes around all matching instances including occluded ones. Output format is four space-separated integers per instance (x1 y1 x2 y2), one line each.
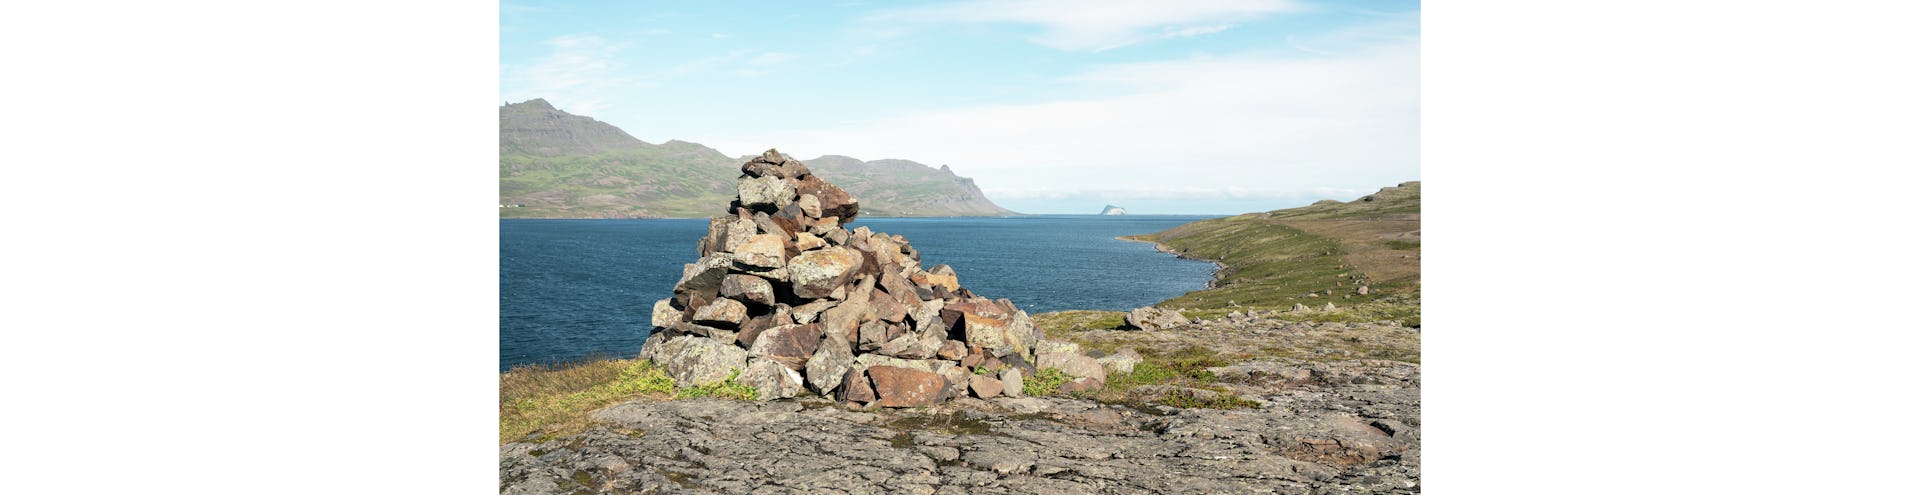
867 366 949 408
735 311 791 349
970 374 1004 399
841 368 875 403
868 287 907 323
748 323 824 370
937 340 967 361
794 175 858 224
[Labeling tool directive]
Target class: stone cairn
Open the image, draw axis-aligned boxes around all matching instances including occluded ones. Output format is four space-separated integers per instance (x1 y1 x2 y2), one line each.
640 149 1089 407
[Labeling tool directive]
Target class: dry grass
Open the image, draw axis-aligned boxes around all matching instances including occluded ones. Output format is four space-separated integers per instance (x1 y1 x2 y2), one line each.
499 358 675 444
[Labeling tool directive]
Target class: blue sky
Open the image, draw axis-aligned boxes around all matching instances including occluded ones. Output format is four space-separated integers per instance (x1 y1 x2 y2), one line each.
502 0 1419 214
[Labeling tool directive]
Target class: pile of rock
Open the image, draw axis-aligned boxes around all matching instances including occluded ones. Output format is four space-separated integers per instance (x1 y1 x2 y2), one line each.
640 149 1091 407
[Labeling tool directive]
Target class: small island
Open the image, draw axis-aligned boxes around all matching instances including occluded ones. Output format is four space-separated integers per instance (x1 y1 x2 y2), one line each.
1099 205 1128 215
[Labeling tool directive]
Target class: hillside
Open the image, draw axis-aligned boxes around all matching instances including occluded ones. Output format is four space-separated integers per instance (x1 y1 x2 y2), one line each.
498 99 1015 218
1126 181 1421 324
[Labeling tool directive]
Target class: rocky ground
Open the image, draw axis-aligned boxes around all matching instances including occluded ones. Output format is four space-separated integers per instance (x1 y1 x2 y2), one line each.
500 316 1421 494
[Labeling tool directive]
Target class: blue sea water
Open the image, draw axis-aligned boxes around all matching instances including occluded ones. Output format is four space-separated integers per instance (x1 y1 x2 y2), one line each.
499 215 1221 371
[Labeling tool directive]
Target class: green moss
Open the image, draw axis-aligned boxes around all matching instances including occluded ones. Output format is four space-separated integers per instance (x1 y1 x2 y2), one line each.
1022 368 1072 396
674 368 759 400
1151 387 1261 410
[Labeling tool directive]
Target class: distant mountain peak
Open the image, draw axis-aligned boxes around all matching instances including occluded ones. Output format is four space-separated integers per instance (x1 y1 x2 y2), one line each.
500 100 1016 218
511 98 555 110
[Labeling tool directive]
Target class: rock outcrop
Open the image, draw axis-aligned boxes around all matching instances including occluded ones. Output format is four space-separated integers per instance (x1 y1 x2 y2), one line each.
640 149 1048 406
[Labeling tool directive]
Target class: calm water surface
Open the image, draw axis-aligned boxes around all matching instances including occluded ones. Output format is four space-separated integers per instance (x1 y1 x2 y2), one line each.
500 215 1220 371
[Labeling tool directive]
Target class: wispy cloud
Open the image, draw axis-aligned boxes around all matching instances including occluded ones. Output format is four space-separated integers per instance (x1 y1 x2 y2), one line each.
707 38 1417 201
869 0 1301 51
499 34 641 115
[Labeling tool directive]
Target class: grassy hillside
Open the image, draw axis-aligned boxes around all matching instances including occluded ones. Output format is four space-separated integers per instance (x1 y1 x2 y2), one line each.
499 99 1014 218
1125 181 1421 324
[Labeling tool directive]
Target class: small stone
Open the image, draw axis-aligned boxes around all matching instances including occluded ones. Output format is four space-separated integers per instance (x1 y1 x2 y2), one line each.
650 298 682 329
796 194 822 218
793 232 826 251
1323 302 1337 311
969 374 1003 399
1000 368 1024 398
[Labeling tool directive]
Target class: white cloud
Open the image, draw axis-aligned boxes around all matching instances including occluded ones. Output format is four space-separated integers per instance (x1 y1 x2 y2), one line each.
870 0 1301 51
711 32 730 40
499 34 640 115
705 40 1418 203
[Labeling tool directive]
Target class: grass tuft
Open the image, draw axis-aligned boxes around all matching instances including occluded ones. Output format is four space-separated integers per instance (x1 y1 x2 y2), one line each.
673 368 758 401
499 358 676 444
1022 368 1072 396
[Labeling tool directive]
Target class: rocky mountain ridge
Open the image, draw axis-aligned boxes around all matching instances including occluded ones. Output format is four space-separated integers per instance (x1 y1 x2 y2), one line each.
499 99 1015 218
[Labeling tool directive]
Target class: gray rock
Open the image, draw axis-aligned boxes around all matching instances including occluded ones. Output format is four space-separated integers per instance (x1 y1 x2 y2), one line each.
1124 307 1187 331
738 358 804 400
736 175 796 209
720 274 775 307
805 335 854 396
648 298 681 329
1001 368 1024 398
1095 348 1143 375
650 335 749 388
788 246 864 299
691 297 747 328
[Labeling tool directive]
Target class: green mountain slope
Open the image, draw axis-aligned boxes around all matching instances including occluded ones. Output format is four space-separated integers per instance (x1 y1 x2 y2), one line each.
1127 181 1421 324
499 99 1015 218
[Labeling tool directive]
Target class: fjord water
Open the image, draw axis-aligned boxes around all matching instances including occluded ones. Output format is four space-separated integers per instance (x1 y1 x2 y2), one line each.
500 215 1221 371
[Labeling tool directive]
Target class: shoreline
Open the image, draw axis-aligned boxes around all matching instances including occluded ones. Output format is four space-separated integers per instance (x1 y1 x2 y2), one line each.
1115 235 1227 291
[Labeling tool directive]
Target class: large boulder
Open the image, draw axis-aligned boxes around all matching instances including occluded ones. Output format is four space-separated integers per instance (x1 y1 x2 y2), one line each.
788 247 864 299
651 335 749 388
867 365 950 408
1123 307 1188 331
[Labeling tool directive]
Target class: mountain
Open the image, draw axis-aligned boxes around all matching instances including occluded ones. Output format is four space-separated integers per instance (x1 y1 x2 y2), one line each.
1099 205 1127 215
499 99 1015 218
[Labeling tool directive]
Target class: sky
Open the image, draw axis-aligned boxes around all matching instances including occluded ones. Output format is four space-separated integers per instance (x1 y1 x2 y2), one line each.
501 0 1419 215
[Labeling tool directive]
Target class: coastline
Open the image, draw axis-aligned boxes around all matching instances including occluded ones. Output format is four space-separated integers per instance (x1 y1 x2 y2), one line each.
1115 235 1227 290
